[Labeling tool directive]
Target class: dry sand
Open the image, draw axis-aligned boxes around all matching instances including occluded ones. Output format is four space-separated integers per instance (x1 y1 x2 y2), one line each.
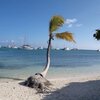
0 75 100 100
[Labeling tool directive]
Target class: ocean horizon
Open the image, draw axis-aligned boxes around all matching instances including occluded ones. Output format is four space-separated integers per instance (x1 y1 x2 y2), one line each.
0 48 100 79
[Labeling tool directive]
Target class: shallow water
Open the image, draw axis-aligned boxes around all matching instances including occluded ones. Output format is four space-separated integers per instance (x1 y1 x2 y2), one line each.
0 48 100 79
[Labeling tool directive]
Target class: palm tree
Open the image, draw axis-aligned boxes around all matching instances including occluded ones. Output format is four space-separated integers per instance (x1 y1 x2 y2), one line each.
25 15 75 92
41 15 75 77
93 29 100 40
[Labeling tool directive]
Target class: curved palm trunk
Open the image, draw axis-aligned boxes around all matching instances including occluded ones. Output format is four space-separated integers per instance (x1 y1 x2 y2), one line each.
41 34 52 77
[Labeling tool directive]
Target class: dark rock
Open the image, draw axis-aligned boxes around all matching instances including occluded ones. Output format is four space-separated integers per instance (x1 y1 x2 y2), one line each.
24 73 52 93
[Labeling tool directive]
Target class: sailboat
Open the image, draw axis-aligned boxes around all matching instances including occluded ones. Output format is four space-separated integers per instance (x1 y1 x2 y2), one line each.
19 36 33 50
20 44 33 50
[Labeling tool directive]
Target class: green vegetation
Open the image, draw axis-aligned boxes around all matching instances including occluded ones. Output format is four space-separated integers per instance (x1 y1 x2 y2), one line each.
93 29 100 40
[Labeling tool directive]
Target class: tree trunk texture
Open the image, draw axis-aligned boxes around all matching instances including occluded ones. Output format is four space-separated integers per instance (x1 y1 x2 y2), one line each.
41 34 52 77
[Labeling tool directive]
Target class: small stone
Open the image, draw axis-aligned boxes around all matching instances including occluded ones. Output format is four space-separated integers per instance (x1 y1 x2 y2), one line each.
13 87 15 89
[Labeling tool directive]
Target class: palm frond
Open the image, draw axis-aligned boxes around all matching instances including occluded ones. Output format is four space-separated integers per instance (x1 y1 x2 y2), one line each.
93 29 100 40
49 16 64 33
55 32 75 42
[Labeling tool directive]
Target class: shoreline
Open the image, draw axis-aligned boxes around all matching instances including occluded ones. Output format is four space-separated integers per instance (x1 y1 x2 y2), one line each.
0 74 100 100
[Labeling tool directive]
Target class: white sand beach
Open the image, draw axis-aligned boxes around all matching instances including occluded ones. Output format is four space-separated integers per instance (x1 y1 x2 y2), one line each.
0 74 100 100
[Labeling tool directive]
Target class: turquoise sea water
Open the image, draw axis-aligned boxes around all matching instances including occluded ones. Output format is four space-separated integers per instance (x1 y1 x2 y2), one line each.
0 48 100 79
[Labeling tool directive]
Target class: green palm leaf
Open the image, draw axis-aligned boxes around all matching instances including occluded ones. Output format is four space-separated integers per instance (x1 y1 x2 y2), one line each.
49 16 64 33
56 32 75 42
93 29 100 40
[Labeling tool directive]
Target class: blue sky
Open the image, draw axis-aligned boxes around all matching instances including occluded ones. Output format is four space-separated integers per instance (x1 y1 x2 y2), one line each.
0 0 100 49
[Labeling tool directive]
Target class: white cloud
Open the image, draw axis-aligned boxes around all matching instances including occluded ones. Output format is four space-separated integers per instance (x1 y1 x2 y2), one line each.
68 24 73 28
65 18 82 28
66 18 77 25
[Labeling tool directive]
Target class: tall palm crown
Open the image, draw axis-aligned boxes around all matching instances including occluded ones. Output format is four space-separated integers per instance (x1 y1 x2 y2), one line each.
49 15 75 42
49 16 64 33
93 29 100 40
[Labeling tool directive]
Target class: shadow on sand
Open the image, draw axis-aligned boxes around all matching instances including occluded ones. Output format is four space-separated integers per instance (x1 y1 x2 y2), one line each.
0 76 24 81
42 79 100 100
